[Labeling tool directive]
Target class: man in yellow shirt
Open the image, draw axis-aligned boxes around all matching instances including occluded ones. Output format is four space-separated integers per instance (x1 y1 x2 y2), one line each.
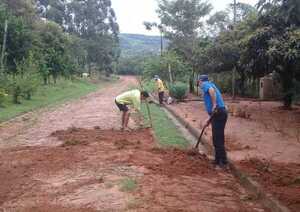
154 75 165 105
115 89 149 130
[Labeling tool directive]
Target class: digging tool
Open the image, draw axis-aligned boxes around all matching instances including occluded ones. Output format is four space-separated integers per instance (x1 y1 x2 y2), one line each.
137 76 153 128
187 110 217 156
195 115 213 149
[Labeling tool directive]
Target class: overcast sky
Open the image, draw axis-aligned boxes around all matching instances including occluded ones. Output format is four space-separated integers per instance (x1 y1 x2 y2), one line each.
111 0 258 35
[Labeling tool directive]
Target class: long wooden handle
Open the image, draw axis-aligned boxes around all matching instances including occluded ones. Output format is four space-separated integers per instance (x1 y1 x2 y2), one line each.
194 112 215 149
137 77 153 128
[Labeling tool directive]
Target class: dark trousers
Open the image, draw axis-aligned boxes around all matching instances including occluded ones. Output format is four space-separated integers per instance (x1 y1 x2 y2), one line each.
211 108 228 165
158 91 164 104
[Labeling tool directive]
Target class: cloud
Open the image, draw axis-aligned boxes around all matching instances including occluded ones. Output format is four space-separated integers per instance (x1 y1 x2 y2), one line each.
111 0 258 35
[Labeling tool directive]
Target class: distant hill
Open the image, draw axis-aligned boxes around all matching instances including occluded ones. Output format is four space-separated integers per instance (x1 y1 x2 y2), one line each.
119 33 167 58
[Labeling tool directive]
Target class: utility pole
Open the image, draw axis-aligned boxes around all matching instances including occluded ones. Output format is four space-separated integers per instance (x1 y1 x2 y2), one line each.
1 20 8 74
232 0 237 99
158 24 164 57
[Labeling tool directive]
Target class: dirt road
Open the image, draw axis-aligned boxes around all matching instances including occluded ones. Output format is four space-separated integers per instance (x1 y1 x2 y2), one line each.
0 76 137 149
0 77 267 211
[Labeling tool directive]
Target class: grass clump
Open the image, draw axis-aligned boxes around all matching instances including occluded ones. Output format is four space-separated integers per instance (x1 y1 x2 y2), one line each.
119 178 138 192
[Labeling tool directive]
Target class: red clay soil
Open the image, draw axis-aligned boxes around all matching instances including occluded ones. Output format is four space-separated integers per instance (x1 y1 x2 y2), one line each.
166 95 300 211
0 128 267 211
239 159 300 212
168 99 300 163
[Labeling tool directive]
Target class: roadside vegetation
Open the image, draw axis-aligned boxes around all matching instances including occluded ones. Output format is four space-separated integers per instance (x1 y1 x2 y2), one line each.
117 0 300 108
0 0 120 115
141 103 188 149
0 77 118 122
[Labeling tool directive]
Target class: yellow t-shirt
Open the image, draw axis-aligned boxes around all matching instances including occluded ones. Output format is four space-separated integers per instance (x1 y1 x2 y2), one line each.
116 89 141 111
156 79 165 92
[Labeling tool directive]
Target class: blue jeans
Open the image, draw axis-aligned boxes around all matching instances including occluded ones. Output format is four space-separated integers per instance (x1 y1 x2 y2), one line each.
211 108 228 165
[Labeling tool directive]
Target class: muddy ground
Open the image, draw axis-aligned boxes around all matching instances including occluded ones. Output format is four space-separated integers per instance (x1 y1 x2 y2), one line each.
239 159 300 212
166 94 300 211
0 77 268 211
0 128 266 211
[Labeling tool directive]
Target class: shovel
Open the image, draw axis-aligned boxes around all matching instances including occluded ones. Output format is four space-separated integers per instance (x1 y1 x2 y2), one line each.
194 114 214 149
187 110 217 156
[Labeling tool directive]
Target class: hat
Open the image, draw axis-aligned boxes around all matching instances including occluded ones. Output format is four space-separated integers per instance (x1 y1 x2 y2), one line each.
198 74 209 82
154 75 159 80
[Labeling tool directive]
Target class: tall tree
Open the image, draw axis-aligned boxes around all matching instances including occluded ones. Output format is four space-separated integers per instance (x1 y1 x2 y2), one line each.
36 0 67 26
157 0 212 92
66 0 119 73
241 0 300 107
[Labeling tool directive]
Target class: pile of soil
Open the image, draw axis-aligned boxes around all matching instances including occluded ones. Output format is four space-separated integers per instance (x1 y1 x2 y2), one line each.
239 158 300 211
0 128 266 211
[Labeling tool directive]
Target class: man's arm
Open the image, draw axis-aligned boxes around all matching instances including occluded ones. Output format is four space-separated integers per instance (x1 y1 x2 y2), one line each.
208 87 217 110
201 87 216 127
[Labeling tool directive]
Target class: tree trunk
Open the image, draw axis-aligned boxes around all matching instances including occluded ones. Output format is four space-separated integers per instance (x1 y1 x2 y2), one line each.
281 70 294 109
43 76 47 85
53 73 57 84
189 69 195 93
240 71 246 96
168 64 173 83
1 20 8 73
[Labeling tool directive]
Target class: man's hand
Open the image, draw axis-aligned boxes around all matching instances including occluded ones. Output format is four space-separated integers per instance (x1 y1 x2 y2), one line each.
212 105 217 113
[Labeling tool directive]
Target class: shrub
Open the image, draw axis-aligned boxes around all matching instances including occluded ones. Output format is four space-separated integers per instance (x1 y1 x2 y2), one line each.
0 88 8 107
7 72 40 104
169 82 188 101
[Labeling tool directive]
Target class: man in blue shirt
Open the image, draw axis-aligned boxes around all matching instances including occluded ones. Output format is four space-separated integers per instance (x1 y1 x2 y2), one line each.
199 74 228 169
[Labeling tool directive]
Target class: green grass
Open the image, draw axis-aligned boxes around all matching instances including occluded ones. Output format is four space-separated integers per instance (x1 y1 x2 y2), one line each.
119 178 138 192
0 78 114 122
141 103 188 149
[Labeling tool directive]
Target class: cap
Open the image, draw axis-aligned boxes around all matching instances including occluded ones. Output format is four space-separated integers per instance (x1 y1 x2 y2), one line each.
154 75 159 80
198 74 209 82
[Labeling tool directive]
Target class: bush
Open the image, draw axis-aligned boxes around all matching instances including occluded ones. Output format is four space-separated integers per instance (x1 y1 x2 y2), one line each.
11 53 40 102
0 88 8 107
169 82 188 101
210 72 232 94
6 72 40 104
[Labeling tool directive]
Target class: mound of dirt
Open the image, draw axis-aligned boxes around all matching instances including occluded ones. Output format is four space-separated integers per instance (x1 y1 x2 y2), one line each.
0 128 266 211
144 148 213 177
239 158 300 211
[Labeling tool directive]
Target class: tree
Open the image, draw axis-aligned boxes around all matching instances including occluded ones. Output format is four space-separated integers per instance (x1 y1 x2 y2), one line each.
0 3 34 75
156 0 212 92
66 0 119 74
34 21 70 83
206 3 256 37
241 0 300 107
143 51 190 82
36 0 67 26
3 0 36 24
144 22 165 56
